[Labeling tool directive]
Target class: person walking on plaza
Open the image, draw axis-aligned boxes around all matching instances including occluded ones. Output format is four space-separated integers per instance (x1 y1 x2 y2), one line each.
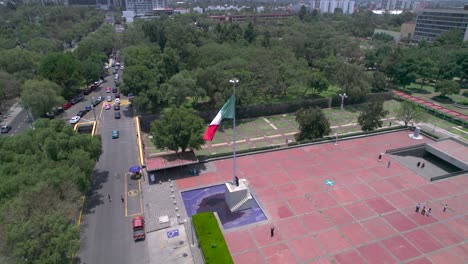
387 161 391 168
421 207 426 215
378 153 383 162
421 163 425 169
427 208 432 216
443 204 448 212
415 203 421 213
121 195 124 203
417 161 421 167
270 227 275 237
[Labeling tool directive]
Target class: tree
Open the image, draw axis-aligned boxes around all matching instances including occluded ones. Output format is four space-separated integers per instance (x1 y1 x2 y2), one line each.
295 107 331 141
243 22 256 43
372 71 389 92
434 29 464 47
434 80 460 96
150 107 205 153
20 79 65 118
396 101 427 126
298 5 308 21
38 53 83 99
6 213 79 264
303 72 329 96
334 63 371 101
416 58 438 88
358 100 389 131
162 70 205 106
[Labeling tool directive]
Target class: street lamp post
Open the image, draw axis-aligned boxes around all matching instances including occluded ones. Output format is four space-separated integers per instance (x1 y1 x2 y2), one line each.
229 78 239 183
339 93 348 111
334 133 338 145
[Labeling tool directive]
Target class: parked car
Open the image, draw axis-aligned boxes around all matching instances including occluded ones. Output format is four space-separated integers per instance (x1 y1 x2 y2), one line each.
114 104 120 110
114 74 119 80
77 111 86 117
112 130 119 139
69 116 80 124
70 98 79 105
1 125 12 134
115 98 120 104
76 94 84 101
115 92 120 99
114 111 121 119
104 103 111 110
106 87 111 93
115 80 120 86
45 112 55 119
85 105 93 111
97 96 103 102
83 88 91 95
53 107 64 115
106 96 112 102
63 102 72 110
93 99 101 107
113 68 118 74
132 216 145 241
112 87 117 93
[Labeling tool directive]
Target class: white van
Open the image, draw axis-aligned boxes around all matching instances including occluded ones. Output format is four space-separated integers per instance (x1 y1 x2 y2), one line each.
114 73 119 80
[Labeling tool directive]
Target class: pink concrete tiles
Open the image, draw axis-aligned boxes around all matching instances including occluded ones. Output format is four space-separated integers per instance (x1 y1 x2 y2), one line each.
175 131 467 264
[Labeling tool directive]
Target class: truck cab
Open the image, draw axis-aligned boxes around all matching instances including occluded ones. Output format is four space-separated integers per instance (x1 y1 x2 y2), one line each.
132 216 145 241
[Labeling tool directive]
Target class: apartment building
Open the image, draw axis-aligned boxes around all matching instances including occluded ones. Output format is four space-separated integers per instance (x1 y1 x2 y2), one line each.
413 8 468 42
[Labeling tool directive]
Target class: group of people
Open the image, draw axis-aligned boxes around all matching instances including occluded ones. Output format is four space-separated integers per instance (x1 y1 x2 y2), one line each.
416 204 449 215
415 204 431 216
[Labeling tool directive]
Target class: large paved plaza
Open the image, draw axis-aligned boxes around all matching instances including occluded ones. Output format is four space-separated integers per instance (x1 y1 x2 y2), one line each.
176 131 467 264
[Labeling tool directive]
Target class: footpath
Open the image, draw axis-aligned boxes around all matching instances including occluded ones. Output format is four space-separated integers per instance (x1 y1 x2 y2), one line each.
393 89 468 122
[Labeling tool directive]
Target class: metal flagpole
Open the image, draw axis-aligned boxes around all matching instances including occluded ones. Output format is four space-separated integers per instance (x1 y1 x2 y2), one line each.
230 78 239 182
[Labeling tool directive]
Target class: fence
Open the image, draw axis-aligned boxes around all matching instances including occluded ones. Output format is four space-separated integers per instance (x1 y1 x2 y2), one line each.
139 92 394 132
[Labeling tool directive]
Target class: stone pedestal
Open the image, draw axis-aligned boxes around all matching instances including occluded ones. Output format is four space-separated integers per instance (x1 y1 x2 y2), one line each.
224 179 252 212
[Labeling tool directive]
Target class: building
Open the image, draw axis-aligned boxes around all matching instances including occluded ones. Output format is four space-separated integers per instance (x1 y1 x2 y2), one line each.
400 21 416 40
310 0 356 14
381 0 415 10
413 8 468 42
125 0 167 17
208 13 292 24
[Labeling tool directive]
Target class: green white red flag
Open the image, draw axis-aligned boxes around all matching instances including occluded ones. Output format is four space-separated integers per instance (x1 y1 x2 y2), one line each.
203 95 235 141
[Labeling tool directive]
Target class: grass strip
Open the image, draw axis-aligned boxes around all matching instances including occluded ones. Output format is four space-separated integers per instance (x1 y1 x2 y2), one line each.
192 212 233 264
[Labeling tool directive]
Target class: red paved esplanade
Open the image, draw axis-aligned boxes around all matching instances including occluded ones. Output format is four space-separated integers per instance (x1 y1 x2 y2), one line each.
176 131 468 264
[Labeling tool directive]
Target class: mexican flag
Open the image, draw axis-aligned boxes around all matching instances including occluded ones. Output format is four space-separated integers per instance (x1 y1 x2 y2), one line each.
203 95 235 141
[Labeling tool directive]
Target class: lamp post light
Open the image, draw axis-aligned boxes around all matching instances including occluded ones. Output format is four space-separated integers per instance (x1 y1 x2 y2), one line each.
334 133 338 145
229 78 239 183
339 93 348 111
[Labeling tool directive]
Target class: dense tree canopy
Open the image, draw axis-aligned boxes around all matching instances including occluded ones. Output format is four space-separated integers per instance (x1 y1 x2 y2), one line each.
0 119 101 263
150 107 205 153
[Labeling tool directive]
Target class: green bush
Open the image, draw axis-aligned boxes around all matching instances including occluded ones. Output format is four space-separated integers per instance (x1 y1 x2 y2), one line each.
192 212 233 264
463 90 468 97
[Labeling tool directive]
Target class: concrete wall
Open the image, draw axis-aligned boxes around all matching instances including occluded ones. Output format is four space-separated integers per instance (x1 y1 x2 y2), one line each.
425 145 468 170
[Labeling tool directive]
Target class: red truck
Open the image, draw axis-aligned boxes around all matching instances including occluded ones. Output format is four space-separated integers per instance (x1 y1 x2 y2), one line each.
132 216 145 241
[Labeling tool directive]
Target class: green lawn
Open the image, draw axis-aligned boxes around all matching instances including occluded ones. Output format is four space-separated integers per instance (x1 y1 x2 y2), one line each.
146 99 467 157
192 212 233 264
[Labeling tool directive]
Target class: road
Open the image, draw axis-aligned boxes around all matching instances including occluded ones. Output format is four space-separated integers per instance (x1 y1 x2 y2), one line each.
76 66 150 264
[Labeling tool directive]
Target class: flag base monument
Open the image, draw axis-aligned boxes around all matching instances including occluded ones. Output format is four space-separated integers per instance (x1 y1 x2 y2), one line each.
203 79 253 213
224 178 253 212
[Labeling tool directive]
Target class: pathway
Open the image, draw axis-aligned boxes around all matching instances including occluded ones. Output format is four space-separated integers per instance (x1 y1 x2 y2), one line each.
392 90 468 122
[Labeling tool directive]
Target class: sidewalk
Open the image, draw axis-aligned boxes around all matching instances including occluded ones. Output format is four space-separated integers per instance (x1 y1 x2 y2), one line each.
393 89 468 121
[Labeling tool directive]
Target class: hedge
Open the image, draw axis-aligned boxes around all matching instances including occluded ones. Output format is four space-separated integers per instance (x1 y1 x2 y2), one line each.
192 212 233 264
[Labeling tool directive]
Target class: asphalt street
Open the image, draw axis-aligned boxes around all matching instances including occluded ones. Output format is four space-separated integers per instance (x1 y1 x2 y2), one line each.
0 107 32 136
76 66 150 264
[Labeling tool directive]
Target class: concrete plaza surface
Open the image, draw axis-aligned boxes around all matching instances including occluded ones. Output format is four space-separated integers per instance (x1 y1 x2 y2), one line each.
175 131 467 264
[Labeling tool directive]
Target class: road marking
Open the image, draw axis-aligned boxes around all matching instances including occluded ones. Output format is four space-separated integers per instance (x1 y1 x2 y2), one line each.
128 189 139 196
125 171 128 216
262 117 278 130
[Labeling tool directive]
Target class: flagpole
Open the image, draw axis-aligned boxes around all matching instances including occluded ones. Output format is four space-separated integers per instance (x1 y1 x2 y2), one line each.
230 78 239 183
